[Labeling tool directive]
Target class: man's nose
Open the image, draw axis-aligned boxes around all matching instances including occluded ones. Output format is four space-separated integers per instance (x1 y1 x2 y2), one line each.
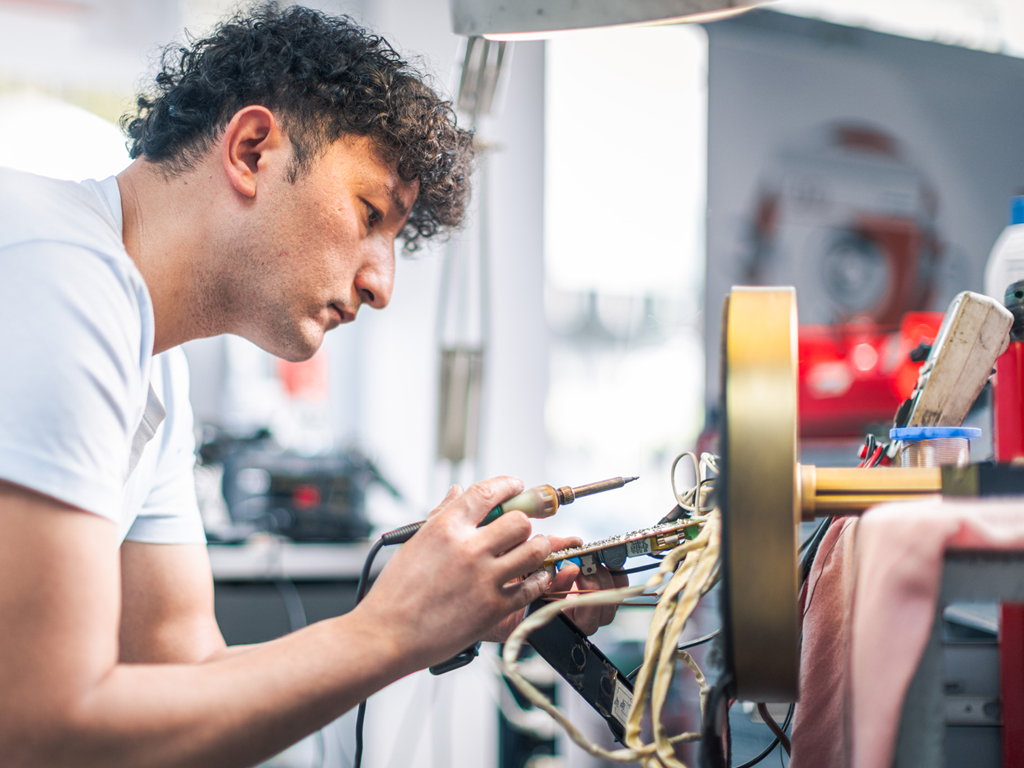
354 243 395 310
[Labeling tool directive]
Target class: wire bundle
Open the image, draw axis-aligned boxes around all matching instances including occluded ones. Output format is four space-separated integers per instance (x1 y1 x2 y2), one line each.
671 452 718 517
626 511 720 767
500 507 721 766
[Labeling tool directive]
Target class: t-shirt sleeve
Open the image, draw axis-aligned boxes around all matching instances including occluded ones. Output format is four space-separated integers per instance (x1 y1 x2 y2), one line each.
124 348 207 545
0 241 148 522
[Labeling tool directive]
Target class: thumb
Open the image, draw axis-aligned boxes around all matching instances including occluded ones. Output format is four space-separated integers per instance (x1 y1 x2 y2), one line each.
505 568 552 612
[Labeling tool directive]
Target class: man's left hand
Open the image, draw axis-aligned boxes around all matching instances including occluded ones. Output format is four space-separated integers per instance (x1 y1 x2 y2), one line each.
480 535 630 641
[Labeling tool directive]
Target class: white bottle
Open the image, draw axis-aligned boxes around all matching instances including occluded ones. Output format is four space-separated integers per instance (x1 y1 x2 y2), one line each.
984 196 1024 302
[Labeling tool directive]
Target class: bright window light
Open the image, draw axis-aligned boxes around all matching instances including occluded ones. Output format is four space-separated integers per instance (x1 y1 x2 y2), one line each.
541 25 709 539
545 24 707 296
0 90 130 181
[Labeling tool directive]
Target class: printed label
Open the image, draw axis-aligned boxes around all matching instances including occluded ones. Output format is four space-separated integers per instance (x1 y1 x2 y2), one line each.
611 678 633 727
626 537 652 557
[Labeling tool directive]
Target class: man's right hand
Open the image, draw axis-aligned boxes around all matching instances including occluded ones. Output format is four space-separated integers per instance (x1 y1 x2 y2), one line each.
1 476 549 768
352 476 554 671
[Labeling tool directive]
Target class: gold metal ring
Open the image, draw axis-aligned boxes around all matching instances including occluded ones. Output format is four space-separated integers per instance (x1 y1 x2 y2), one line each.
721 287 800 702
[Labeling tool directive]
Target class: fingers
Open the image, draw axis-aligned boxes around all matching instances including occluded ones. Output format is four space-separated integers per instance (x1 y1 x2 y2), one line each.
484 532 580 584
477 509 541 558
493 533 552 582
609 568 630 589
423 478 530 556
454 476 525 526
562 565 622 635
548 559 581 596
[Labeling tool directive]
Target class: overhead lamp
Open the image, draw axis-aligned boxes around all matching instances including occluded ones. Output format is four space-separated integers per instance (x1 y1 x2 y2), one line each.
450 0 762 39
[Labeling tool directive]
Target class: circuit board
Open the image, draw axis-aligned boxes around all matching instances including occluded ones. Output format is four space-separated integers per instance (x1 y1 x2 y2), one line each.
543 519 701 574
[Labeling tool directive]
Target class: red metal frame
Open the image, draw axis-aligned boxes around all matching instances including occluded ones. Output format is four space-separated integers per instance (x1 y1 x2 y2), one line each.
994 342 1024 463
1002 604 1024 767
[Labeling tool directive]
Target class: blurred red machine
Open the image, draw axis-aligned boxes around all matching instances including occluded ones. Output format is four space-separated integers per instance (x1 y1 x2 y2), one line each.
798 313 943 439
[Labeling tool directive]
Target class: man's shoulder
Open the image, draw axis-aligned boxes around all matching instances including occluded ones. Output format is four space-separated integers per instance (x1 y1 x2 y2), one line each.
0 167 123 256
0 167 147 323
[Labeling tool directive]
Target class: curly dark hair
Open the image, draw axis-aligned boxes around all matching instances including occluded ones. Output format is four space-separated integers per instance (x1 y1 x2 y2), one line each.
122 3 474 249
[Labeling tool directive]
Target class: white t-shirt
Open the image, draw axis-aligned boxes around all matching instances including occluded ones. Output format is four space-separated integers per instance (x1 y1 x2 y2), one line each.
0 167 205 545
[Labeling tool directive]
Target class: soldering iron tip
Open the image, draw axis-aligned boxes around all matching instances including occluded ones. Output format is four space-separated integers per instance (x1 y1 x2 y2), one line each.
624 476 639 484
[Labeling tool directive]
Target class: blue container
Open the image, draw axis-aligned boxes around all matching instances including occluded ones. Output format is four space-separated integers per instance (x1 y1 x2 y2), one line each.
890 427 980 467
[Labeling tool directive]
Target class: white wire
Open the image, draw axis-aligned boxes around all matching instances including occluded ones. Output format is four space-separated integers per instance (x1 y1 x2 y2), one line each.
502 482 722 767
671 451 718 515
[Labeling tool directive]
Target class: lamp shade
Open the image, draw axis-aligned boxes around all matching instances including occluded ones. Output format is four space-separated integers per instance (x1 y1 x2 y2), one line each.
450 0 758 38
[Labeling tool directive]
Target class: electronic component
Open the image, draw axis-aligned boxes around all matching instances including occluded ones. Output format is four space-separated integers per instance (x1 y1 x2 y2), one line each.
523 599 634 742
543 519 701 576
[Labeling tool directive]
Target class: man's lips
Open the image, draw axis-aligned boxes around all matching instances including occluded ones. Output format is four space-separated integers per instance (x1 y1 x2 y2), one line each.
329 303 356 325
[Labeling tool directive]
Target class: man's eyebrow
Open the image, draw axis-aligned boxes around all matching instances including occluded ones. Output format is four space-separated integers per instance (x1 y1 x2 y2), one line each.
382 181 409 218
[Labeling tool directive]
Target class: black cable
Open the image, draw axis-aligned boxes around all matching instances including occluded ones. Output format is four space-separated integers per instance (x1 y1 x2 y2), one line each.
680 627 722 651
757 703 791 756
353 701 367 768
803 522 849 620
732 703 794 768
352 538 386 768
798 517 833 585
626 628 723 682
356 539 386 605
353 522 425 768
609 562 662 576
797 517 826 555
701 672 733 767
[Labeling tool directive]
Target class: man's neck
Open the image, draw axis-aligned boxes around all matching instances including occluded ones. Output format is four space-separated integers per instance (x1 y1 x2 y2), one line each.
116 159 227 354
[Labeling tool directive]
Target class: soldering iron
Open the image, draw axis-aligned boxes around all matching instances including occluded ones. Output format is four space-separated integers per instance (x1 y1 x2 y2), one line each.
377 475 639 546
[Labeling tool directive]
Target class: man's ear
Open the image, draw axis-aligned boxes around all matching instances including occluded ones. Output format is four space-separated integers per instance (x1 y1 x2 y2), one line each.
222 105 285 199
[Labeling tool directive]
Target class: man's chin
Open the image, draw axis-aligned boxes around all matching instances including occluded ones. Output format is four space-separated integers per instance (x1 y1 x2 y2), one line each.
246 324 324 362
277 345 320 363
280 333 323 362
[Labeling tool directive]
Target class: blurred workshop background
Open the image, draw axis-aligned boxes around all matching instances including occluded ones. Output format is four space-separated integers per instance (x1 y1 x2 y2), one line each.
3 0 1024 766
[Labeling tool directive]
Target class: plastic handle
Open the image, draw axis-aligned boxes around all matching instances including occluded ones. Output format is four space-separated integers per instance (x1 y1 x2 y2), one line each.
479 485 559 527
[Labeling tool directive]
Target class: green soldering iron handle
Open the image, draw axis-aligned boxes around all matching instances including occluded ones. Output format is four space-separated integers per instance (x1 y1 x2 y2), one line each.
479 484 560 526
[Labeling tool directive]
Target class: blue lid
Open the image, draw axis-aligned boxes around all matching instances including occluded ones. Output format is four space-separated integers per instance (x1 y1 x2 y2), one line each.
890 426 982 443
1012 196 1024 226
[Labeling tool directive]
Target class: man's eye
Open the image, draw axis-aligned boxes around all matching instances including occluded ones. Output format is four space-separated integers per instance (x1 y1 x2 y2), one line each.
366 203 382 227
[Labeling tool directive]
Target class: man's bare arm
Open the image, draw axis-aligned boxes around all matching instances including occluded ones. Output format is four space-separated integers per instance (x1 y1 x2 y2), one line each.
0 477 551 768
119 542 227 663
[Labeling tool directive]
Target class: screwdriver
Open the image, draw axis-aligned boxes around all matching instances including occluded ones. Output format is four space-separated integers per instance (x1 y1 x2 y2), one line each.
380 476 639 545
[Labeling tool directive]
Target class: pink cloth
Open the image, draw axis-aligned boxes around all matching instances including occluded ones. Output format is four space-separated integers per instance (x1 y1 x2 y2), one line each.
790 499 1024 768
790 517 859 768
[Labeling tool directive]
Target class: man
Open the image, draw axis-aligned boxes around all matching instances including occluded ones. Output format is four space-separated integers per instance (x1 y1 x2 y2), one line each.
0 4 623 767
